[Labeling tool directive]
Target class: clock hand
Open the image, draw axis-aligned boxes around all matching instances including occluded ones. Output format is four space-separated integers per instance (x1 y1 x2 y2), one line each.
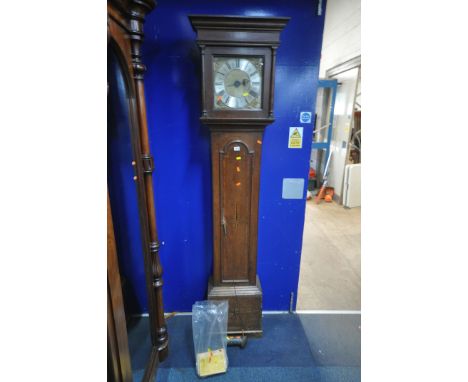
227 80 244 88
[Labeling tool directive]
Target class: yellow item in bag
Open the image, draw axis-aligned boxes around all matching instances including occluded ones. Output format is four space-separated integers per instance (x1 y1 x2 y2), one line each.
196 348 227 377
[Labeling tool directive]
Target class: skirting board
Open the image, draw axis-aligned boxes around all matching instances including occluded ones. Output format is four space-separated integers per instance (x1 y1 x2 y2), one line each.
129 310 362 318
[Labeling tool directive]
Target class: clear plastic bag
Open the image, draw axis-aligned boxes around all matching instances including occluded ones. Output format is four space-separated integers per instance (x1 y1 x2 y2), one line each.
192 300 229 378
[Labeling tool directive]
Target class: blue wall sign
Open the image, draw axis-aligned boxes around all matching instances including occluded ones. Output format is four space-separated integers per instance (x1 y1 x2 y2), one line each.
300 111 312 123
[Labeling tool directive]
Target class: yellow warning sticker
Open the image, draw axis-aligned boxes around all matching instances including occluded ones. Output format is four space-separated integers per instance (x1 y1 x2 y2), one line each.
288 127 303 149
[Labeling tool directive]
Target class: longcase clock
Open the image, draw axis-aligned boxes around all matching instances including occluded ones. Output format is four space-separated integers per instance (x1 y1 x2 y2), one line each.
189 15 289 335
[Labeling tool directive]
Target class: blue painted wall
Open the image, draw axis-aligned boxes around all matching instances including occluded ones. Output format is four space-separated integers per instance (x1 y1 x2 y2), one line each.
128 0 326 312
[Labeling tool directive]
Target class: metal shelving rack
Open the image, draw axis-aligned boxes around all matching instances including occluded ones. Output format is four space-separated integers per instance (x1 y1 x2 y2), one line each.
309 79 338 191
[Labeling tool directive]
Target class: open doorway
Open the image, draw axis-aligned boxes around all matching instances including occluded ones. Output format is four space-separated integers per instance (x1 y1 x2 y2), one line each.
297 57 361 311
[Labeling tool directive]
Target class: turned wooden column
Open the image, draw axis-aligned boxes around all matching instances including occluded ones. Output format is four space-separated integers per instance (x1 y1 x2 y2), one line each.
127 0 168 359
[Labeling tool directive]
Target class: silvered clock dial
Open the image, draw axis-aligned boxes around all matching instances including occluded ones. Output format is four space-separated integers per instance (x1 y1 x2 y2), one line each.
213 57 263 110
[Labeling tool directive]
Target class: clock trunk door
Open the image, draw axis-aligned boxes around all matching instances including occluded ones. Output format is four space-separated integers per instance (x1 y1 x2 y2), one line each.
221 141 252 283
212 131 261 286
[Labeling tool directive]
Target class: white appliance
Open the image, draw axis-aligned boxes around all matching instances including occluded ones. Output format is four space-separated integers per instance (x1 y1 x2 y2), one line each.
343 164 361 208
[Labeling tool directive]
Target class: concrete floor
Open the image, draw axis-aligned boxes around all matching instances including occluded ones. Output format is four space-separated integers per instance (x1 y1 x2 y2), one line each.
296 200 361 310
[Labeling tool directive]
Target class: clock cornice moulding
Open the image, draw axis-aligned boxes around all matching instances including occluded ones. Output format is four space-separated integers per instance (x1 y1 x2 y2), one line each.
188 14 290 31
189 15 290 47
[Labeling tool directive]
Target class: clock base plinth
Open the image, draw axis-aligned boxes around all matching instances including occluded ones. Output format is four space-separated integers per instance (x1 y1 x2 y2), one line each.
207 276 262 336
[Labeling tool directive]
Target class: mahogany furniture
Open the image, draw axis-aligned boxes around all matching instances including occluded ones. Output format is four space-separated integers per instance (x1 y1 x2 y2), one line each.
107 1 168 380
189 15 289 335
108 194 133 382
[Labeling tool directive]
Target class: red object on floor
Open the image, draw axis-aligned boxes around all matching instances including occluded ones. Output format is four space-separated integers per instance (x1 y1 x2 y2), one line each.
316 186 334 204
324 187 334 202
309 168 316 179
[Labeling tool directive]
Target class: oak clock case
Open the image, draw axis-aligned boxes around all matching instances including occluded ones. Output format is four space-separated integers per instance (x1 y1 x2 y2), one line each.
189 15 289 336
107 1 168 381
